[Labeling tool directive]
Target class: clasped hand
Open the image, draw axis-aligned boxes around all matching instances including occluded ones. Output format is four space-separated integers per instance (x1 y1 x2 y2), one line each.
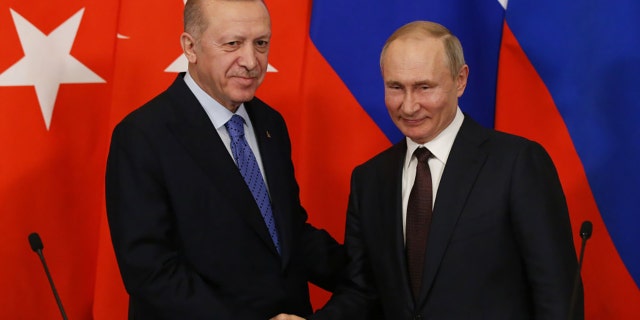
270 313 305 320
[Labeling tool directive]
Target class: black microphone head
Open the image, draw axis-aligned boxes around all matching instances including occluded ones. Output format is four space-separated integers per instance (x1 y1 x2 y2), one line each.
28 232 44 252
579 220 593 240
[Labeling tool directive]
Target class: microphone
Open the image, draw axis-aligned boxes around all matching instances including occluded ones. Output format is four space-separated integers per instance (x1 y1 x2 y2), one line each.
28 233 69 320
568 221 592 320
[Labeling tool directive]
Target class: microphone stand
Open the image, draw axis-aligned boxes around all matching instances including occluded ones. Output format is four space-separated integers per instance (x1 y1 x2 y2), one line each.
29 233 69 320
568 221 592 320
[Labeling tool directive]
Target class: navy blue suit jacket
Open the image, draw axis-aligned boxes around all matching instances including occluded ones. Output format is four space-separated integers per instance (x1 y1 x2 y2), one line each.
313 116 582 320
106 74 344 319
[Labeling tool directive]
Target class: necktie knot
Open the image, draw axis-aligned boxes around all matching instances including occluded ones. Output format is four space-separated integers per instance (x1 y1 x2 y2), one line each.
414 147 432 163
225 115 246 140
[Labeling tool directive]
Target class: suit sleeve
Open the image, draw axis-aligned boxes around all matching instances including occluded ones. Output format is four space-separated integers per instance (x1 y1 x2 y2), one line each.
298 218 347 292
309 167 382 320
105 120 255 319
270 112 347 294
509 141 583 320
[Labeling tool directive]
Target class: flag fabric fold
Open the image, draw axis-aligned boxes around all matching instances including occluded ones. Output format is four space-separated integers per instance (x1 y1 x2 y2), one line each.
0 0 638 318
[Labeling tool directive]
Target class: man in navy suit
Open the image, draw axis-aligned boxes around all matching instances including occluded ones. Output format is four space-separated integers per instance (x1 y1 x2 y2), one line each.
105 0 345 318
275 20 583 320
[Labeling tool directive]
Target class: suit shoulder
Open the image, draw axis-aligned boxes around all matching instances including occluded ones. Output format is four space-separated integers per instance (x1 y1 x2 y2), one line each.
116 89 174 129
488 129 548 154
115 74 195 131
491 129 537 145
461 116 545 152
469 128 554 170
355 140 405 172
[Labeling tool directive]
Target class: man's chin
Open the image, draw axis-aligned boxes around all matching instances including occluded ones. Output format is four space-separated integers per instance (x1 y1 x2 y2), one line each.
403 128 433 144
230 92 258 105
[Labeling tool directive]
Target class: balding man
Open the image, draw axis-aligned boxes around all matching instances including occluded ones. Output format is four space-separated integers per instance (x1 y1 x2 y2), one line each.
106 1 345 318
277 20 582 320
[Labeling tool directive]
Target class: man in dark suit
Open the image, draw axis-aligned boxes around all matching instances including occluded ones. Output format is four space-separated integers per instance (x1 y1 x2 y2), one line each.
105 0 345 319
276 20 583 320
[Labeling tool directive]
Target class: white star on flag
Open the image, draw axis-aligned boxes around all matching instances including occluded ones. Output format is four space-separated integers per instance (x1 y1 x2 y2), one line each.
0 8 105 130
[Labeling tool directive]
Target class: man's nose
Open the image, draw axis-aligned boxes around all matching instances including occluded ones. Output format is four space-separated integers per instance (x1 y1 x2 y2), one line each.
237 44 258 70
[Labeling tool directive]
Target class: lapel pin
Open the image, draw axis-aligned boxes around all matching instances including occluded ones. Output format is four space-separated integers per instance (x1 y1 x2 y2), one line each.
266 130 271 138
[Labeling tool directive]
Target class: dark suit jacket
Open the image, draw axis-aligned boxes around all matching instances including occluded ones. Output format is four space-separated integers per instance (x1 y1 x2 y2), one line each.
106 73 344 319
312 116 583 320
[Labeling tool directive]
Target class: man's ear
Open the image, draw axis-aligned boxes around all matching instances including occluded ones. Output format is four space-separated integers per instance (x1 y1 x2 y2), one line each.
180 32 197 63
456 64 469 97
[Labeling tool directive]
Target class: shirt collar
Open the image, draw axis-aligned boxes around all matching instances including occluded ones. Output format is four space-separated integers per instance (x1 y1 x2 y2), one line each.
183 71 250 129
405 107 464 165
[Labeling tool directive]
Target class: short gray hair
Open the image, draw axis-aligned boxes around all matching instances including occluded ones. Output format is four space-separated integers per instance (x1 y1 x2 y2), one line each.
380 20 466 79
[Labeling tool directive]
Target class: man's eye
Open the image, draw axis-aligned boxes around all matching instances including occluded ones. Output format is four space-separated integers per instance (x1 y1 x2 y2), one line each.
255 40 269 52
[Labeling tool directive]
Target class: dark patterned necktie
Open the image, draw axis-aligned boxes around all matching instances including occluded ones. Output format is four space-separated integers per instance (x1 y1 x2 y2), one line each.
406 147 433 299
225 115 280 254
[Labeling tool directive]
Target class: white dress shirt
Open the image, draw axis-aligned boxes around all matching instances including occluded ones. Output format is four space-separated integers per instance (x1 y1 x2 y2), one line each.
183 72 269 187
401 107 465 239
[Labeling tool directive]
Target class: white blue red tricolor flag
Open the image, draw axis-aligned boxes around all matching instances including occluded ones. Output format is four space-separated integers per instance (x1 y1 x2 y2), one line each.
0 0 638 318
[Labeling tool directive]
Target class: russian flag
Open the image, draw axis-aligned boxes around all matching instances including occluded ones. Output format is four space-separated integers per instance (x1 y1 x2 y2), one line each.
307 0 640 318
496 0 640 318
1 0 638 318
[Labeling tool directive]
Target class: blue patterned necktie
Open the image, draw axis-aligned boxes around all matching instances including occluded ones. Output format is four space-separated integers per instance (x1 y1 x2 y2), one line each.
225 115 280 254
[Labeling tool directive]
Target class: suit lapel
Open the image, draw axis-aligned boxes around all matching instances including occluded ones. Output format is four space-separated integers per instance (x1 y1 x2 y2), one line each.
417 116 490 306
376 141 418 310
245 100 293 266
165 74 280 257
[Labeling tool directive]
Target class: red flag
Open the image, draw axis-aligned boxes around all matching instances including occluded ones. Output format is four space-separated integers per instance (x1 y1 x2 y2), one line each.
258 0 391 308
93 0 390 313
92 0 390 314
0 0 118 318
93 0 184 318
0 0 389 318
496 22 640 319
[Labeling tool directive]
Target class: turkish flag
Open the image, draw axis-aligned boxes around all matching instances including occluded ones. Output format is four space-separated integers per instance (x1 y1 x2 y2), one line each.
0 0 118 318
93 0 183 318
93 0 388 316
0 0 389 318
